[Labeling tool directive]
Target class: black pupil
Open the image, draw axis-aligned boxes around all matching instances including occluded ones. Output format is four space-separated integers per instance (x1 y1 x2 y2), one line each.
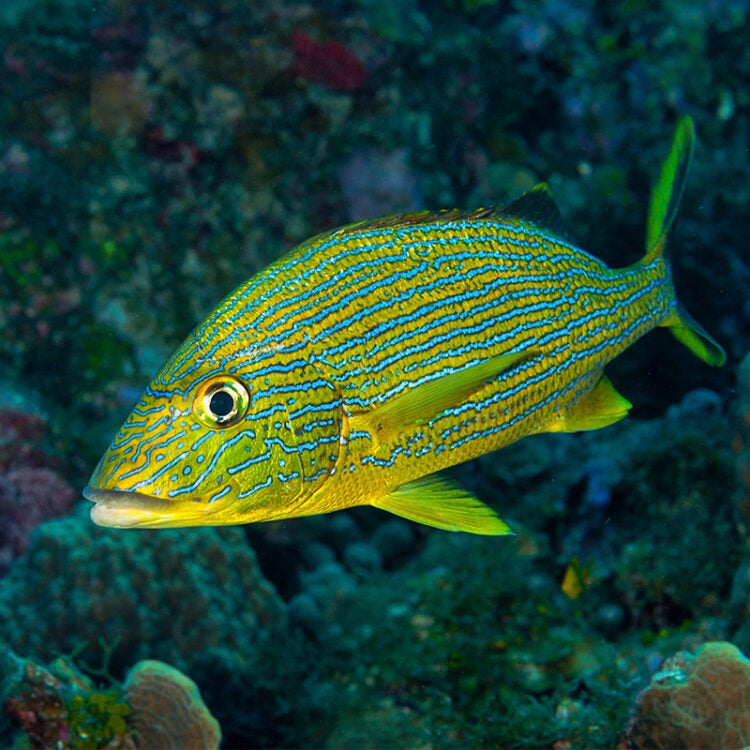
209 389 235 418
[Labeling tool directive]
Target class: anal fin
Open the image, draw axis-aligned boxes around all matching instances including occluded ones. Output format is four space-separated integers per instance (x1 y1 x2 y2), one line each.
372 474 512 535
549 373 631 433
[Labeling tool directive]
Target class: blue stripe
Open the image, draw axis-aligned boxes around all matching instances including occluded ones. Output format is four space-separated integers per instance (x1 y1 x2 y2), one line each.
208 485 232 503
238 475 272 499
129 451 190 488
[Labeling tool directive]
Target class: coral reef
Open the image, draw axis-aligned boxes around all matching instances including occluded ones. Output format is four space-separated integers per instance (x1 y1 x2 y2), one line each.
0 408 76 575
0 510 285 678
468 387 740 633
734 349 750 544
622 641 750 749
1 648 134 749
728 351 750 654
300 528 635 749
0 465 75 574
1 649 221 750
0 407 48 471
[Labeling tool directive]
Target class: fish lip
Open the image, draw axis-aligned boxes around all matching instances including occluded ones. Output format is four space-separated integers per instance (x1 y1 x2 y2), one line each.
83 485 200 528
83 485 174 511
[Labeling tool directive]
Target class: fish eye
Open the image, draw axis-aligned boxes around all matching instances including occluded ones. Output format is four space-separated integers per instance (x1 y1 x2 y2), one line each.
194 375 250 429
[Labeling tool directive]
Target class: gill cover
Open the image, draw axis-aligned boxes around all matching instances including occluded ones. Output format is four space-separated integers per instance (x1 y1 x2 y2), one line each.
281 363 345 497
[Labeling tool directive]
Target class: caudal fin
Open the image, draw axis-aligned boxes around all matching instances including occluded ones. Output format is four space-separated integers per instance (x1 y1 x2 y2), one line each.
646 116 726 367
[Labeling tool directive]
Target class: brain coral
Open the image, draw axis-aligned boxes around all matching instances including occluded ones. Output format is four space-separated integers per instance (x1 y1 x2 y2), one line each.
125 660 221 750
624 641 750 749
0 509 284 677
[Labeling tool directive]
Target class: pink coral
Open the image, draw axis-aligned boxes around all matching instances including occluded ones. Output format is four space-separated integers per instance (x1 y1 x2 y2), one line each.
0 409 47 472
0 466 75 573
291 30 367 92
0 408 76 574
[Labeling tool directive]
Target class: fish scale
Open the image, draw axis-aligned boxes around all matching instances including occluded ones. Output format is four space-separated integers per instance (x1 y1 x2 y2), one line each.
84 117 725 533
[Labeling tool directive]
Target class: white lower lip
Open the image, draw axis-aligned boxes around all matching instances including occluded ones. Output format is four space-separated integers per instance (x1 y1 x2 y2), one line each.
89 502 142 528
83 485 229 528
84 485 179 528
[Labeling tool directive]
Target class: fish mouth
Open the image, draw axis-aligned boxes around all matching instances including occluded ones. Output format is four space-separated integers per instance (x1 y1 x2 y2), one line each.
83 485 220 528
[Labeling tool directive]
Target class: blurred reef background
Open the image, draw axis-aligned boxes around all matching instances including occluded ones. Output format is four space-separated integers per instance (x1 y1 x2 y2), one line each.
1 0 750 747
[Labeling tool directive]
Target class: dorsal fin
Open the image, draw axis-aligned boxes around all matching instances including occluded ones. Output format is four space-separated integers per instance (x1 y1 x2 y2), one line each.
324 206 504 236
501 183 570 239
303 184 570 251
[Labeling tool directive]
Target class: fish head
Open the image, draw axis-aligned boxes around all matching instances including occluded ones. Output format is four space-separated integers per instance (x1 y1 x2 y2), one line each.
84 351 345 528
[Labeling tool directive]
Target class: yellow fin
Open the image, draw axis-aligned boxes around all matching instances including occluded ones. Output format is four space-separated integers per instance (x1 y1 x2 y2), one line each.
366 351 529 439
646 115 694 257
372 474 512 535
550 373 631 433
640 116 725 368
663 302 726 367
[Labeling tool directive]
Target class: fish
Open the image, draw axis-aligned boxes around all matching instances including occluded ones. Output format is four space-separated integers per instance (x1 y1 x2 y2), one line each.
561 556 594 600
84 116 725 534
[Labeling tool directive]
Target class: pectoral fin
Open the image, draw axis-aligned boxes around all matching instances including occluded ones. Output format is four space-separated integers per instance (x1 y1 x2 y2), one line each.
372 474 512 535
365 350 529 441
549 373 631 433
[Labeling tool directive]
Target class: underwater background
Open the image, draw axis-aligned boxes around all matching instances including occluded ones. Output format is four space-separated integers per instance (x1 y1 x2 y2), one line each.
0 0 749 747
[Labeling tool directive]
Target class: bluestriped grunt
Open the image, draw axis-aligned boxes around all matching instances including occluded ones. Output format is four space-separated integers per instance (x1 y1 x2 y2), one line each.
84 117 724 533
